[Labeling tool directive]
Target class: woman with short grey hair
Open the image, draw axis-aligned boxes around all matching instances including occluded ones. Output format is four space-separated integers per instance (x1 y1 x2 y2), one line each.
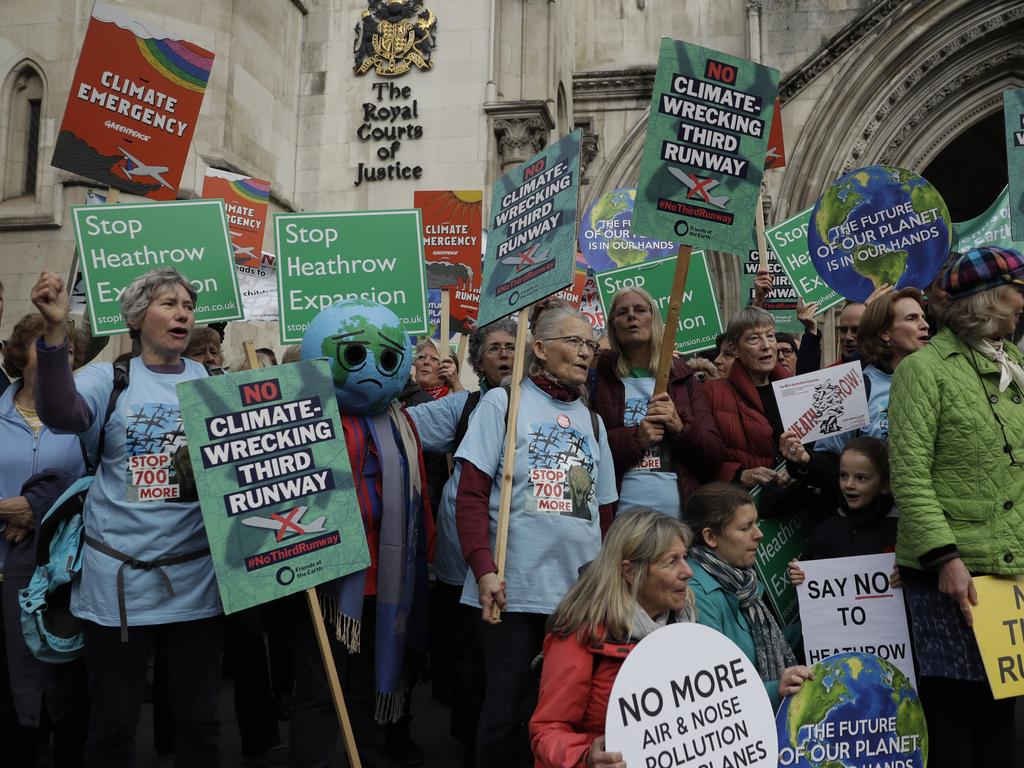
30 266 221 767
704 306 792 489
455 303 617 766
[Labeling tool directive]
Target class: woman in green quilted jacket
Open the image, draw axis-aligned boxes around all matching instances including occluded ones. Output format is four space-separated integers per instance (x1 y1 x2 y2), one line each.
889 246 1024 768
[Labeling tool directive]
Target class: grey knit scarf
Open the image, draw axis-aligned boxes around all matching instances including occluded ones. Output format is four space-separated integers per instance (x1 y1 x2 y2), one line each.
689 545 795 681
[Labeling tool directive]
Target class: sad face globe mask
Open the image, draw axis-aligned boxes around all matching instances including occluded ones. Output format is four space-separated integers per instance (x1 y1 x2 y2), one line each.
300 298 411 415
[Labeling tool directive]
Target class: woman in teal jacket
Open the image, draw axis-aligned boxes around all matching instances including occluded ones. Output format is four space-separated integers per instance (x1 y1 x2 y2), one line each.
889 246 1024 768
685 482 811 710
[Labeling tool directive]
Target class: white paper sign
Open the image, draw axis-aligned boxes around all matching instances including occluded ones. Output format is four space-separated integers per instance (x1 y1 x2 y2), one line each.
606 623 777 768
796 553 916 688
772 361 869 444
237 251 279 321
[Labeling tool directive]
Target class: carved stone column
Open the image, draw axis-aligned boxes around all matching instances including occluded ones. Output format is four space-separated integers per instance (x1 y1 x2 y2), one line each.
484 100 555 172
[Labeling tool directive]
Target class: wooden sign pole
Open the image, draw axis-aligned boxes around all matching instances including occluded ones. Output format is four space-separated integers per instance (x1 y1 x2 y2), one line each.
755 194 769 272
456 333 469 373
304 588 363 768
653 244 693 396
490 306 530 621
242 340 362 768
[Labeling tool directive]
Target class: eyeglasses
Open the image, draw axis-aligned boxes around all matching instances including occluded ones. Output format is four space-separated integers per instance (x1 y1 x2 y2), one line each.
484 343 516 357
778 347 796 358
542 335 600 355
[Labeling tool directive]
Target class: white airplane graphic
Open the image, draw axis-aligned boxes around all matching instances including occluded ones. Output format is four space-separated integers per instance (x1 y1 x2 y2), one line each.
241 505 327 542
498 244 551 271
667 167 730 208
117 146 173 190
232 244 256 261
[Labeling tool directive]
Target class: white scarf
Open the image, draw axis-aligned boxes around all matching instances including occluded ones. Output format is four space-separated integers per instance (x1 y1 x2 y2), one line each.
967 338 1024 393
628 596 697 642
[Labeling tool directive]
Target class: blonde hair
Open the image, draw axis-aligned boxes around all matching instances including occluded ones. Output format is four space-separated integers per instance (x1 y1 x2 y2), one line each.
607 286 664 378
942 284 1019 340
547 508 693 645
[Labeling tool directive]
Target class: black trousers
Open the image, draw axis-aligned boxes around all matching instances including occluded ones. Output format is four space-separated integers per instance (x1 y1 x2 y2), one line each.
82 616 223 768
476 612 547 768
918 676 1016 768
431 581 485 751
286 592 389 768
224 605 281 757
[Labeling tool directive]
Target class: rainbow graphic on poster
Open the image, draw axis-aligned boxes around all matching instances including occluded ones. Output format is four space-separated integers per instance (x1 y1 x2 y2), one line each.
230 177 271 205
136 37 214 92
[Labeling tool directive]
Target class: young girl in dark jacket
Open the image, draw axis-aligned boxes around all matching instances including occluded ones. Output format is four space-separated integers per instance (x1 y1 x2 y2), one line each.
788 436 898 584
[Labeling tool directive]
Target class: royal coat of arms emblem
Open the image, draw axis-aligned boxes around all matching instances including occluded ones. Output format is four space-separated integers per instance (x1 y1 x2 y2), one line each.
354 0 438 77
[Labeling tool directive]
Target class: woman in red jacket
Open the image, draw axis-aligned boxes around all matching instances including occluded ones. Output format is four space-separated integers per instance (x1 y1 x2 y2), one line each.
590 287 724 518
704 307 792 491
529 508 695 768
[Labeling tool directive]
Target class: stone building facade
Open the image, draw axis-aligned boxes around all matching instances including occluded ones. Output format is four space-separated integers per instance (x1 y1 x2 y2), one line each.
0 0 1018 362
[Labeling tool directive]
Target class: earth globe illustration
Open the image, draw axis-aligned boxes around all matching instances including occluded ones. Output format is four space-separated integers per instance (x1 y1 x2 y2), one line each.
578 188 678 271
807 165 951 303
776 652 927 768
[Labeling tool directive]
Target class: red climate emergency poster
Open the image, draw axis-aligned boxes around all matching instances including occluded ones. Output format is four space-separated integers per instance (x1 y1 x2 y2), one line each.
414 190 483 336
202 168 271 268
51 0 215 200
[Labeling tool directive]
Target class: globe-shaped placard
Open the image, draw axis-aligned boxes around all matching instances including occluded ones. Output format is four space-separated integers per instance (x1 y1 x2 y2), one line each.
807 165 951 302
579 188 678 271
606 623 777 768
776 652 927 768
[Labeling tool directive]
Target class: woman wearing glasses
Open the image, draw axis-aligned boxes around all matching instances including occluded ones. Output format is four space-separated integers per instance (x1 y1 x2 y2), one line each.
889 247 1024 768
404 318 517 758
590 287 723 519
704 307 792 491
455 304 617 767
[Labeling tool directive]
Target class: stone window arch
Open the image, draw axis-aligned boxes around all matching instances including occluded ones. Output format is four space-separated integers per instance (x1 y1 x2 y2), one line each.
2 60 46 200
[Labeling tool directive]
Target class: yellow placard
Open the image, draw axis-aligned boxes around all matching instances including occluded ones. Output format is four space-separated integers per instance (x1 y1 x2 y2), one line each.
972 574 1024 699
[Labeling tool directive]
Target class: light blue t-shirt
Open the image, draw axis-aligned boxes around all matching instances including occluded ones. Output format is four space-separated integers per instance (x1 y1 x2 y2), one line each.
455 380 617 614
406 390 472 585
616 376 681 518
815 364 891 455
71 357 221 626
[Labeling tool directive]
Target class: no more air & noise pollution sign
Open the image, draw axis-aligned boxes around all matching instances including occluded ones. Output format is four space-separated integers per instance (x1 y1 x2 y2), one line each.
71 199 242 335
606 623 776 768
274 209 428 343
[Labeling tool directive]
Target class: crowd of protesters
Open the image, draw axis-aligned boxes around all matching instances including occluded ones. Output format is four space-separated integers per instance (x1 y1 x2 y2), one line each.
0 245 1021 768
